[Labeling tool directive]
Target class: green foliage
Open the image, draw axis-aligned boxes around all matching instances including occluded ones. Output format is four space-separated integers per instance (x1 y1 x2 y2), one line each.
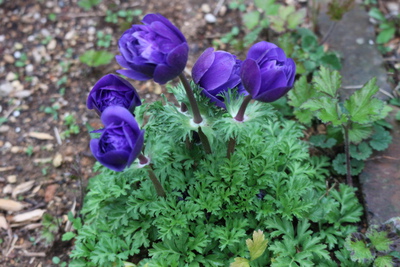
78 0 102 11
79 50 114 67
61 114 80 139
345 219 400 266
39 213 59 246
327 0 354 21
368 7 400 45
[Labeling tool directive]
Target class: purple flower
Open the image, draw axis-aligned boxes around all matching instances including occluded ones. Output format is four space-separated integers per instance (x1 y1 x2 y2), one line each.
90 106 145 172
87 74 141 115
116 13 189 84
241 41 296 102
192 48 246 108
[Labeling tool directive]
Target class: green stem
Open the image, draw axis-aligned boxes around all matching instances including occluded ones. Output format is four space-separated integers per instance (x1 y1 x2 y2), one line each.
198 127 212 154
179 73 203 124
227 137 236 159
343 126 353 187
138 154 166 197
234 95 252 122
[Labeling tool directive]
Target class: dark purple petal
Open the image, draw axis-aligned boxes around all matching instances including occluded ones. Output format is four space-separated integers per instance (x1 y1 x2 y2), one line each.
258 68 287 94
117 69 152 81
201 88 227 109
254 85 293 102
284 58 296 87
247 41 278 61
115 55 130 69
166 42 189 71
101 106 140 132
192 47 215 83
142 13 186 42
241 59 261 97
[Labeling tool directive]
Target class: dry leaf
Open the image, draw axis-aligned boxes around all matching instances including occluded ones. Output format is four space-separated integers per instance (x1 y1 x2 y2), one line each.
33 157 53 164
52 152 63 167
28 132 54 140
12 180 35 198
22 223 42 230
11 209 46 223
0 199 25 212
45 184 59 202
0 214 9 230
3 184 14 195
0 166 15 172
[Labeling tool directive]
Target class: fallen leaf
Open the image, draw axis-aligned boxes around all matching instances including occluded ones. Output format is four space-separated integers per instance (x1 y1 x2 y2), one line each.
45 184 59 202
0 199 25 212
0 214 9 229
52 152 63 167
0 166 15 172
11 209 46 223
12 181 35 198
28 132 54 140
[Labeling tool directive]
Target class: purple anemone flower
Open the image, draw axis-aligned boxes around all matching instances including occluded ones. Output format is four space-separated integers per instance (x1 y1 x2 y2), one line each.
116 13 189 84
87 74 141 115
241 41 296 102
90 106 145 172
192 47 247 108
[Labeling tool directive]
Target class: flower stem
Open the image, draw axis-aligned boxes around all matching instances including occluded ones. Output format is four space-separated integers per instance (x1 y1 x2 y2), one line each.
343 126 353 187
180 102 188 112
198 127 212 154
147 165 166 198
138 154 149 165
227 137 236 159
179 73 203 124
234 95 252 122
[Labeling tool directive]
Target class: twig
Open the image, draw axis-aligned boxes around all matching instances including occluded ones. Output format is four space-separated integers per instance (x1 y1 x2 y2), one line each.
53 127 62 145
319 21 337 45
214 0 225 15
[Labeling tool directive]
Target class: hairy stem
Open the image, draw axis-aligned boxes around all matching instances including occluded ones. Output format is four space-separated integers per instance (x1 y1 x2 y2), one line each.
343 126 353 186
147 165 166 198
180 102 188 112
234 95 253 122
320 21 337 45
198 127 212 154
179 73 203 124
227 137 236 159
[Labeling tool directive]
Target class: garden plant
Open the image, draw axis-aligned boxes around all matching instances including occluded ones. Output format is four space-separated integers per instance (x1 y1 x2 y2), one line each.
66 12 399 267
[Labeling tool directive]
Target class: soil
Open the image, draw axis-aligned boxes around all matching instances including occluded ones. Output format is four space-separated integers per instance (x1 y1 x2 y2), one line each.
0 0 398 266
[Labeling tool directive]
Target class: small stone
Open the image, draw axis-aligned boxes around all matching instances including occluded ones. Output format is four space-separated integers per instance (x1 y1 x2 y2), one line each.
88 26 96 35
27 35 35 42
47 39 57 50
0 82 13 96
14 51 21 58
356 38 364 45
11 146 24 153
386 2 399 15
201 3 211 13
7 175 17 184
205 13 217 23
25 64 34 74
41 29 50 36
65 30 75 40
0 35 5 42
219 5 227 16
4 54 15 63
13 90 31 98
52 153 63 168
12 110 20 117
15 127 21 133
6 72 17 81
11 80 23 91
14 42 23 50
0 125 10 133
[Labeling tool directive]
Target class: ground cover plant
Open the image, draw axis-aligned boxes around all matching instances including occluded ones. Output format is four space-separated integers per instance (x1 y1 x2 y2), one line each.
62 11 400 267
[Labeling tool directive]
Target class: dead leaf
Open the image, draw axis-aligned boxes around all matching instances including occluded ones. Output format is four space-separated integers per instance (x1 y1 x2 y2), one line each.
0 166 15 172
45 184 59 202
0 199 25 212
33 157 52 164
11 209 46 223
3 184 14 195
52 152 63 167
28 132 54 140
12 180 35 198
0 214 9 229
22 223 42 230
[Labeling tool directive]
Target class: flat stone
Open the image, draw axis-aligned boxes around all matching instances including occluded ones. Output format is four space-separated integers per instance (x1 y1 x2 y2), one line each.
318 5 392 100
359 107 400 225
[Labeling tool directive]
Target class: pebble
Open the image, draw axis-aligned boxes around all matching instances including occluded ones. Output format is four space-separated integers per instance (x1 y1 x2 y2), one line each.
205 13 217 23
0 35 5 42
6 72 17 81
0 82 13 96
12 110 20 117
65 30 75 40
25 64 34 74
15 127 21 133
47 39 57 50
11 146 24 153
201 3 211 13
14 42 23 50
219 5 227 16
0 125 10 133
33 12 40 20
13 90 32 98
52 153 63 168
7 175 17 184
27 35 35 42
14 51 21 59
88 26 96 35
4 54 15 64
356 38 364 45
11 80 23 91
41 29 50 37
386 2 399 15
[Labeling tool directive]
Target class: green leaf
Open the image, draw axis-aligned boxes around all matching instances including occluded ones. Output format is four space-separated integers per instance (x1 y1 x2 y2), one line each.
367 225 398 253
230 258 250 267
369 126 392 151
368 7 386 21
348 123 373 143
79 50 114 67
345 233 375 264
332 153 365 175
62 232 76 241
243 11 260 30
350 142 372 160
255 0 279 14
396 111 400 121
313 66 342 97
287 8 306 29
374 255 396 267
376 27 396 44
344 78 384 124
320 53 342 70
78 0 102 10
246 230 268 261
301 97 347 126
309 134 337 148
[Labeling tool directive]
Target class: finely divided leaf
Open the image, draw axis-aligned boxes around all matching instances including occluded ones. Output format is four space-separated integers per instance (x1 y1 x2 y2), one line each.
345 233 375 264
246 230 268 261
313 66 341 97
344 78 384 124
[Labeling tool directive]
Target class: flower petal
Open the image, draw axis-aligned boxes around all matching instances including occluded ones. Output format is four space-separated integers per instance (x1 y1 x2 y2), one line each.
254 85 292 103
240 59 261 97
247 41 278 61
192 47 215 83
117 69 152 81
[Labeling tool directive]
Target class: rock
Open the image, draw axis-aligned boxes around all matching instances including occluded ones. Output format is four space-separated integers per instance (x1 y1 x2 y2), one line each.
205 13 217 23
88 26 96 35
6 72 17 81
25 64 34 74
4 54 15 64
65 30 75 40
11 146 24 153
47 39 57 50
0 125 10 133
13 90 32 98
201 3 211 13
52 152 63 168
14 42 23 50
13 51 21 59
0 81 13 96
7 175 17 184
11 80 23 91
219 5 227 16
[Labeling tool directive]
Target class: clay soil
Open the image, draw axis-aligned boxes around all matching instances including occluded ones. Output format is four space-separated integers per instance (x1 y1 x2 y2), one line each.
0 0 399 266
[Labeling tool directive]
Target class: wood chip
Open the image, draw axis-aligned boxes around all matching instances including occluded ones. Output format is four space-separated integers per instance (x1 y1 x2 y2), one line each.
0 199 25 212
33 157 52 164
11 209 46 223
0 214 9 230
3 184 14 195
22 223 42 230
0 166 16 172
12 180 35 198
28 132 54 140
52 152 63 167
22 250 46 257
